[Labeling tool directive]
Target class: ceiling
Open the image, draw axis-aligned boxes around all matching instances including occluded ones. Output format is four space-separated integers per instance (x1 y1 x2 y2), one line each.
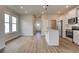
6 5 77 16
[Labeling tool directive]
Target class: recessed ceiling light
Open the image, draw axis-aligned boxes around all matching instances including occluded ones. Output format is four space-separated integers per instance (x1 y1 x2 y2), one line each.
58 11 61 14
25 11 28 13
43 6 46 9
20 6 23 9
42 11 44 14
66 5 70 8
37 23 40 26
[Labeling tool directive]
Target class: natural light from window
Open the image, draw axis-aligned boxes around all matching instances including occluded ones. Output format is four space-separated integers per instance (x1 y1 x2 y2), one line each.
4 14 10 33
12 16 17 32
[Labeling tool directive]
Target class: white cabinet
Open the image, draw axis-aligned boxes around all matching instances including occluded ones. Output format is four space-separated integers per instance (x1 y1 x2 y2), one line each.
73 31 79 45
45 30 59 46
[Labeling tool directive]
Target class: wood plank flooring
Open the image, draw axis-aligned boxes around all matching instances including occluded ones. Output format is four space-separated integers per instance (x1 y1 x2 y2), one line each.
2 36 79 53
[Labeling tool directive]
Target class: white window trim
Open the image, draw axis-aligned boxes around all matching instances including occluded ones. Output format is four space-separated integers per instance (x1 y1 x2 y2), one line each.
4 13 17 34
12 16 17 32
4 13 10 34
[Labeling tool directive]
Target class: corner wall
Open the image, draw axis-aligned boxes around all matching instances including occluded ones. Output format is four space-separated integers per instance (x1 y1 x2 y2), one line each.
0 6 20 49
20 15 33 36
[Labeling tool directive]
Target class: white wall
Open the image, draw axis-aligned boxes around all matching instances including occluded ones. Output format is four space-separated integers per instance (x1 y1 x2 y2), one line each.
20 14 50 36
0 6 20 49
0 7 5 49
20 14 53 36
4 7 20 42
41 14 58 36
20 14 62 36
41 14 48 35
20 15 33 36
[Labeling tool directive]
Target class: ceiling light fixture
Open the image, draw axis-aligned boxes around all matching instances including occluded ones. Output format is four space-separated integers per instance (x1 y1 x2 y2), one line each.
25 11 28 14
37 23 40 26
43 6 46 9
58 11 61 14
20 6 23 9
42 5 48 14
66 5 70 8
42 11 44 14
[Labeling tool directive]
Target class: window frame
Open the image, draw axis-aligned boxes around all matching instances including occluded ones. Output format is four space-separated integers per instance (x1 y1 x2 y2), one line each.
4 13 10 34
4 13 17 34
12 16 17 32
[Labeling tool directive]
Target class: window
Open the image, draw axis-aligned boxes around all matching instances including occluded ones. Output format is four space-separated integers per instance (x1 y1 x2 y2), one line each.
12 16 17 32
4 14 17 33
4 14 10 33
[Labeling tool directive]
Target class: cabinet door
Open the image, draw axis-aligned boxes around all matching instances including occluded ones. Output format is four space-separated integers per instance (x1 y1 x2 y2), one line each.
49 20 56 29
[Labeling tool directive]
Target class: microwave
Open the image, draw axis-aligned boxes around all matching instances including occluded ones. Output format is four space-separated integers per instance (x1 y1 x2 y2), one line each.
68 17 78 24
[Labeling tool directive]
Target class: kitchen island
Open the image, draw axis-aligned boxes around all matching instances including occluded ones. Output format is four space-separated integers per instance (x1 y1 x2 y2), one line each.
73 30 79 45
45 29 59 46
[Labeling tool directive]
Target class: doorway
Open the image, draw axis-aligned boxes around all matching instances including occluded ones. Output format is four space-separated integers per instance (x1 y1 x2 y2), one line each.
33 17 42 36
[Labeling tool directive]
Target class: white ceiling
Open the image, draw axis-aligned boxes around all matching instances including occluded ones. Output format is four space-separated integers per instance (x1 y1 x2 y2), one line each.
6 5 77 15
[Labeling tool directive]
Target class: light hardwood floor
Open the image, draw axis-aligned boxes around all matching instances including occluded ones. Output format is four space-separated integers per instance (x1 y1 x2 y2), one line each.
2 36 79 53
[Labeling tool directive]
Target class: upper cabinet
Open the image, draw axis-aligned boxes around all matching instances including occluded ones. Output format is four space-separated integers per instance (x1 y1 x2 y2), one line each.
66 8 77 19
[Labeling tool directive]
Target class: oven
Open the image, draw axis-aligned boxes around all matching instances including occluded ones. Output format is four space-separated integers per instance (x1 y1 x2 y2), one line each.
66 30 73 39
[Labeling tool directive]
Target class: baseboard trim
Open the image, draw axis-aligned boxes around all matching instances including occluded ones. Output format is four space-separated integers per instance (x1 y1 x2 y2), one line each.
5 35 22 44
0 45 5 52
62 37 74 43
